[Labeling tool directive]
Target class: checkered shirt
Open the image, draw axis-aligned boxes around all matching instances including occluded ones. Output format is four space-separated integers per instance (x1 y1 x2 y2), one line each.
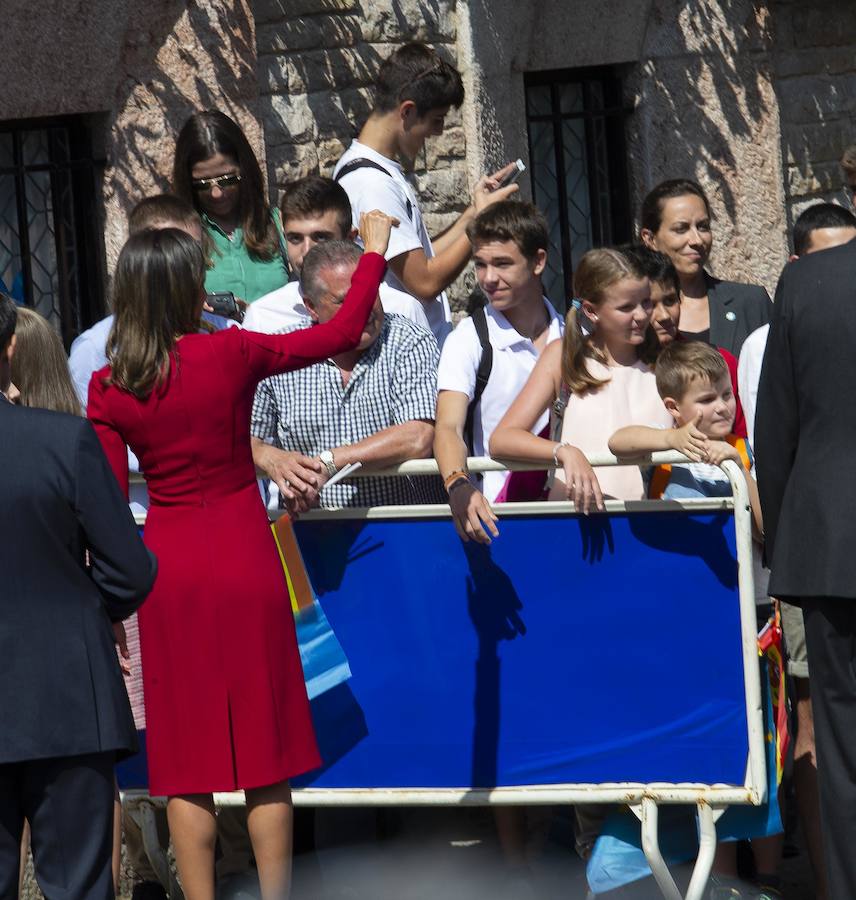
251 314 445 508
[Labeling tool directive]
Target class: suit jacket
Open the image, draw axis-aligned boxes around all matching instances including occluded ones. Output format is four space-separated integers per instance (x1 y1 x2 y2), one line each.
755 240 856 599
707 275 772 357
0 399 156 763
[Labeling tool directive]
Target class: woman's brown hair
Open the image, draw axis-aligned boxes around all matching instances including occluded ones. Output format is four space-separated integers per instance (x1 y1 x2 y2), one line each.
107 228 206 399
11 308 81 415
172 110 278 261
562 248 659 395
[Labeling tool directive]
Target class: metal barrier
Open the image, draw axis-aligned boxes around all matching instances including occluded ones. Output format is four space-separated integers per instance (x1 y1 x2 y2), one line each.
122 453 763 900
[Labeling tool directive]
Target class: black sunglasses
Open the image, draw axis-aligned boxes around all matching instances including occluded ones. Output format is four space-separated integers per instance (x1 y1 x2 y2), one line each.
192 172 242 193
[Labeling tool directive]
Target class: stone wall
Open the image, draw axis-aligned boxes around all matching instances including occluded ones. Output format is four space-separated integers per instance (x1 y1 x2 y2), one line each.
770 0 856 235
103 1 264 274
254 0 470 254
625 0 788 296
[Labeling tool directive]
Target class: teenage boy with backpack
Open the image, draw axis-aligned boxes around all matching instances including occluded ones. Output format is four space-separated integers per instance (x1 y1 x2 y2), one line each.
334 41 518 346
433 200 563 543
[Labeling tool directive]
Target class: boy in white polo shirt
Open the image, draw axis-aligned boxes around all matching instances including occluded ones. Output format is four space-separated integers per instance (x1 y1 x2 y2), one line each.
434 200 563 542
334 42 518 346
243 175 429 333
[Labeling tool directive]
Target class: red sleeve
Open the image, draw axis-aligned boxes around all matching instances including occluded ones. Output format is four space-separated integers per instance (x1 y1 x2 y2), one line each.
239 252 386 382
718 347 747 438
86 370 130 498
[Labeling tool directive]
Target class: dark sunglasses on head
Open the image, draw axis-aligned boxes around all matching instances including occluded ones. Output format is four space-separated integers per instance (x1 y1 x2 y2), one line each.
192 172 242 193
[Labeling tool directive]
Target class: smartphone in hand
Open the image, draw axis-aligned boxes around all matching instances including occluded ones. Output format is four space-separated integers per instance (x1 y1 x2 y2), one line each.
497 159 526 189
205 291 242 322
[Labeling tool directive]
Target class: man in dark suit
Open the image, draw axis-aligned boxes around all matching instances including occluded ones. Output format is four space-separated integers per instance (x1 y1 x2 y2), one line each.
756 239 856 899
0 294 157 899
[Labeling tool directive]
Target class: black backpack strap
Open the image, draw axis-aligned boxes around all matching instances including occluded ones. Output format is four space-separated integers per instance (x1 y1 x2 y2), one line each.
335 158 413 222
464 305 493 457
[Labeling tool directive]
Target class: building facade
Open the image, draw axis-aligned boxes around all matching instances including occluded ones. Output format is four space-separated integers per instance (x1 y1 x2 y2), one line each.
2 0 853 343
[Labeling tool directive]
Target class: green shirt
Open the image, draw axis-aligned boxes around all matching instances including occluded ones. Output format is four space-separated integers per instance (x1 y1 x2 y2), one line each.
203 215 289 303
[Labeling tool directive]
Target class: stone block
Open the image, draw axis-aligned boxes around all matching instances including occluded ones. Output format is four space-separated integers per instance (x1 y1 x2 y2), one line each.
787 160 843 198
643 0 772 59
254 0 360 25
774 46 856 78
270 142 321 186
307 85 373 138
257 14 362 54
792 4 856 49
415 167 469 210
776 73 856 125
358 0 457 43
263 93 316 145
272 47 381 95
318 137 350 175
425 126 466 168
783 118 854 167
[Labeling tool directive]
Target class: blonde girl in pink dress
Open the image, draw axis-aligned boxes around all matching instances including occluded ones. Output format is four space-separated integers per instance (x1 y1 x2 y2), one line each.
490 248 671 508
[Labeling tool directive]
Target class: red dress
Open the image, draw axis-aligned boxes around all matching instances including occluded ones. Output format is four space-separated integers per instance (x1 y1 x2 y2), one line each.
88 253 386 796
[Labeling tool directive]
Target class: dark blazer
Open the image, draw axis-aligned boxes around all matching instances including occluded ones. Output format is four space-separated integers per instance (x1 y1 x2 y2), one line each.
0 399 156 763
707 275 773 357
755 240 856 599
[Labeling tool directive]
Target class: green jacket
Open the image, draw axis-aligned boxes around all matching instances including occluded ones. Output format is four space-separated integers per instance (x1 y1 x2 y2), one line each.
203 213 289 303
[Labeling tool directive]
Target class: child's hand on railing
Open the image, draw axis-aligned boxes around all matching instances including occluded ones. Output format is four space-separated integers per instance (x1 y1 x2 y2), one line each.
666 413 709 462
448 481 499 544
706 440 743 468
556 444 605 514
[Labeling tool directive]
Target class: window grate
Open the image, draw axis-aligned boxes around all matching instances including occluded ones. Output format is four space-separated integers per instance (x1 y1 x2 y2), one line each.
0 116 105 347
525 68 632 310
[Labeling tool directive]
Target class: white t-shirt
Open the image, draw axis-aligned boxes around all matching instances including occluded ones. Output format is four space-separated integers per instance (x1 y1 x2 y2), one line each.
334 140 452 346
244 279 432 334
437 299 564 502
737 323 770 453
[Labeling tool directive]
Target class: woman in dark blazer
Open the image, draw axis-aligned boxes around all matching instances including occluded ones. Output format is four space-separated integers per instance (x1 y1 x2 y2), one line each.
640 178 772 357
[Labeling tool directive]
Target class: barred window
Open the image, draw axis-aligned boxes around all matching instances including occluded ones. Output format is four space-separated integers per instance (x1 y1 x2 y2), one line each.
0 116 105 346
525 67 632 309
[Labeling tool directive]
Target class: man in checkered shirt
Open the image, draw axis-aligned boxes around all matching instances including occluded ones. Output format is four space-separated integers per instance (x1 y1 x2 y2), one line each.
251 240 444 509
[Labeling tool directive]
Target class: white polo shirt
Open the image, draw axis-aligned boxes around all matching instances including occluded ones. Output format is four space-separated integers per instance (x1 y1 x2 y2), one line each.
737 323 770 452
334 140 452 346
244 279 432 334
437 298 564 502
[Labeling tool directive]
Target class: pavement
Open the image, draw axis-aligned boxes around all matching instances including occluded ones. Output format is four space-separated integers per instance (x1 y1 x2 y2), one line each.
20 805 818 899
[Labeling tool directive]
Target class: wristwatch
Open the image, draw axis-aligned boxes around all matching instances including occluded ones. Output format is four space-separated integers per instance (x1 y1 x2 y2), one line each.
319 449 338 477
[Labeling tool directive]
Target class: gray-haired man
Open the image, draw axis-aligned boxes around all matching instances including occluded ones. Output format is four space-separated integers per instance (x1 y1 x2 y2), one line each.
251 241 443 510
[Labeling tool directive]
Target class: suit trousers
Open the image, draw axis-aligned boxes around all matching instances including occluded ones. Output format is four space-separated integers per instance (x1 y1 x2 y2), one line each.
802 597 856 900
0 751 115 900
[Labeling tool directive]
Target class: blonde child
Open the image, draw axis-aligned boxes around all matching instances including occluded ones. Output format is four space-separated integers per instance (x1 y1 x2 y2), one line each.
610 340 781 898
608 340 762 535
490 247 671 512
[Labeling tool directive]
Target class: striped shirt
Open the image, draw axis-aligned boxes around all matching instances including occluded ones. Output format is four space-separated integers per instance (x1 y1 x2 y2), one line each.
251 314 444 507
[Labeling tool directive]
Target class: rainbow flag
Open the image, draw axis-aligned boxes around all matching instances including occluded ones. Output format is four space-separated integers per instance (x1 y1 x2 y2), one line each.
271 516 351 698
758 604 789 785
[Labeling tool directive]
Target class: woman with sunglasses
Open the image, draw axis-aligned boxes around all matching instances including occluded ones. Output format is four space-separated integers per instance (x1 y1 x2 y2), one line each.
173 110 289 304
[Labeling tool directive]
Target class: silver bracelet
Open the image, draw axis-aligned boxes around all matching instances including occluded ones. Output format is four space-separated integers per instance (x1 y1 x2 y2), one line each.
552 441 571 468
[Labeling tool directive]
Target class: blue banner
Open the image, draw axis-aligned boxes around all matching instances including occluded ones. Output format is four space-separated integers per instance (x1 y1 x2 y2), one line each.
119 508 748 792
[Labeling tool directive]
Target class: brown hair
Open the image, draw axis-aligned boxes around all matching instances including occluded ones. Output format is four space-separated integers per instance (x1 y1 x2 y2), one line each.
129 193 201 236
172 110 278 261
467 200 549 260
107 229 206 399
562 248 659 395
11 308 81 415
654 340 729 401
639 178 712 236
280 175 352 237
374 42 464 115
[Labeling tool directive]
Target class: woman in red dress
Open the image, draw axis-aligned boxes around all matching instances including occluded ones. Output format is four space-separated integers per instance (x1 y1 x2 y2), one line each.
87 212 393 900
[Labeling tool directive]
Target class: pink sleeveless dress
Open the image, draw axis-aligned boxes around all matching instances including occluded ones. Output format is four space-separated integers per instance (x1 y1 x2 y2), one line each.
549 358 672 502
